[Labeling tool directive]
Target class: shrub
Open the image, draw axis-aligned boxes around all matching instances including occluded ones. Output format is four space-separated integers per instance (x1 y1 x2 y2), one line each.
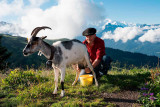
2 68 48 89
138 69 160 106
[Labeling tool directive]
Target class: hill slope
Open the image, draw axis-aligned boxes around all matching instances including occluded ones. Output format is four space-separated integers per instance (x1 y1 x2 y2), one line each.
0 34 159 69
106 47 158 68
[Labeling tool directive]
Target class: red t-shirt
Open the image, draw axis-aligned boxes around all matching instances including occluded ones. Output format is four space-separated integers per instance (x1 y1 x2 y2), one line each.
83 37 106 63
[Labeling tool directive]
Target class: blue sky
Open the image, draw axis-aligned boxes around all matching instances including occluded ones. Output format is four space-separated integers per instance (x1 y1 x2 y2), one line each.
3 0 160 24
38 0 160 24
1 0 160 24
99 0 160 24
0 0 160 41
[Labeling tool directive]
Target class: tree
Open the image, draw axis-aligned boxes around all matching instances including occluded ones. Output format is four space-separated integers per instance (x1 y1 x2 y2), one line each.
0 36 11 70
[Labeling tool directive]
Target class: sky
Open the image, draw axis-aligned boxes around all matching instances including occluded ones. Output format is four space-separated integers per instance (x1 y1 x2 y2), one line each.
0 0 160 42
8 0 159 24
97 0 160 24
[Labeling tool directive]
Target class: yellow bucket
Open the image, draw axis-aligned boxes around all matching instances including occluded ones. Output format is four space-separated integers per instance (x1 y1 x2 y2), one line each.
79 74 93 86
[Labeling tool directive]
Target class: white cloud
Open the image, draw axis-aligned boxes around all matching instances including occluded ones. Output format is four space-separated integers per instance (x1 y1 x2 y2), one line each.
0 0 105 39
0 0 24 20
142 25 160 30
28 0 47 7
102 26 143 43
101 21 160 43
138 28 160 43
0 23 25 36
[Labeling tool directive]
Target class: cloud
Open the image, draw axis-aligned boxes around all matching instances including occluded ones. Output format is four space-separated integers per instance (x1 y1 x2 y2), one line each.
0 0 24 20
101 19 160 43
0 23 25 36
138 28 160 43
28 0 47 7
0 0 105 39
21 0 105 39
102 26 143 43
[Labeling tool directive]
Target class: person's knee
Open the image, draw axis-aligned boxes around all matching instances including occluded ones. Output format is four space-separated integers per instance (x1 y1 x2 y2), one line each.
103 55 112 63
101 55 112 74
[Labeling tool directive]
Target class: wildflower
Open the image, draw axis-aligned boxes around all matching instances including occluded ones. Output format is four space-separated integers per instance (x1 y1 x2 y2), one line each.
149 93 154 96
143 93 148 96
156 73 160 76
149 96 157 101
141 87 149 90
145 82 148 85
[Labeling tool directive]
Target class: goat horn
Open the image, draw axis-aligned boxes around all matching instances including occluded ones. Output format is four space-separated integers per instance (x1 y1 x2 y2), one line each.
31 26 52 37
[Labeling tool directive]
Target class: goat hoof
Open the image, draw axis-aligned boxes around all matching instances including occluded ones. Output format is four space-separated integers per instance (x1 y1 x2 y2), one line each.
60 94 65 98
96 83 99 87
72 83 75 86
53 94 57 97
60 90 65 97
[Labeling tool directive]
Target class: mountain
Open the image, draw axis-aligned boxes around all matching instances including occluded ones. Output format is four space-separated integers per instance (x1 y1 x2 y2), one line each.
1 20 160 57
106 47 158 68
96 20 160 57
0 21 25 36
0 21 11 26
0 34 159 69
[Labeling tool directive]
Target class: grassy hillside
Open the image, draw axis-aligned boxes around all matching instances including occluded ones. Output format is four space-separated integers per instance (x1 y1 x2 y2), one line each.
0 67 152 106
0 34 159 69
1 67 159 106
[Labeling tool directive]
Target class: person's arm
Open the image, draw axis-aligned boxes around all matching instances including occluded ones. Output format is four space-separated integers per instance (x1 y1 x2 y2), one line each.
85 40 105 73
85 59 101 73
92 59 101 68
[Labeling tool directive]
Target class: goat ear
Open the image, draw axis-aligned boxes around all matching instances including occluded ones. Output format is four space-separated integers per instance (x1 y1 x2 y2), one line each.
41 36 47 39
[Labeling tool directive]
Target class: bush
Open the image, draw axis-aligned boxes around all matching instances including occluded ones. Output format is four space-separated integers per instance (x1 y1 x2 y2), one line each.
2 68 48 89
138 69 160 106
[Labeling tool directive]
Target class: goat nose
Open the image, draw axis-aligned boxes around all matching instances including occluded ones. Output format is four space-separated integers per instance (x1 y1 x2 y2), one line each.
23 49 28 55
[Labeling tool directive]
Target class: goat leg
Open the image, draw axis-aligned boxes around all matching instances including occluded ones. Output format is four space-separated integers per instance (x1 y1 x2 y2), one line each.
72 69 80 86
89 66 99 87
53 68 59 95
60 67 66 97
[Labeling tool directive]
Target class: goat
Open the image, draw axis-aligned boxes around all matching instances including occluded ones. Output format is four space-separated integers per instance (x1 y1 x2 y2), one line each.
23 26 98 97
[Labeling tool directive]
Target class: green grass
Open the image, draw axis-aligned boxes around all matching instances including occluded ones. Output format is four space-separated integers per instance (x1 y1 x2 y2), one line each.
0 67 151 106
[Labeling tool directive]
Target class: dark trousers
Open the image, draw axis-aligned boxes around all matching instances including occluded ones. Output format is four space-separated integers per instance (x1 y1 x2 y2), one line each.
79 55 112 78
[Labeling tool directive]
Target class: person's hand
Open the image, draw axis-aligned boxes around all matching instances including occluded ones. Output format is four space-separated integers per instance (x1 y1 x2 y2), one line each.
76 64 80 71
72 64 80 72
85 67 91 73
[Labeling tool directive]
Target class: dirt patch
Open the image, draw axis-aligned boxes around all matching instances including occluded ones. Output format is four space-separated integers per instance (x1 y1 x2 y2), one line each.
102 91 142 107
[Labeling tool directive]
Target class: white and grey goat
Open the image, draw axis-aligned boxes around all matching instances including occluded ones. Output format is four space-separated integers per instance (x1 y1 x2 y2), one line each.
23 26 98 97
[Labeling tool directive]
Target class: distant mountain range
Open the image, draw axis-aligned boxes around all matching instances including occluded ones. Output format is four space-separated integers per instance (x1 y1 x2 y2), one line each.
0 34 159 69
1 20 160 57
96 19 160 57
0 21 25 36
